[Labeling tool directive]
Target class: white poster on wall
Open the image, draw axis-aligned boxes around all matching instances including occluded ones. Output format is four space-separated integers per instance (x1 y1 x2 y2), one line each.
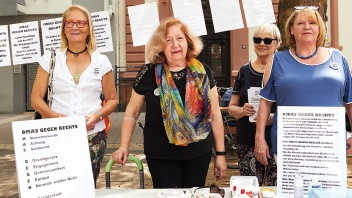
41 17 62 53
209 0 244 33
242 0 276 27
277 106 347 198
10 21 41 65
92 11 114 53
128 2 160 47
171 0 207 36
12 116 95 198
0 25 11 67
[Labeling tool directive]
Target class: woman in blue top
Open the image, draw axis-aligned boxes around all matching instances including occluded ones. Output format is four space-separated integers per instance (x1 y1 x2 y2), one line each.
254 7 352 166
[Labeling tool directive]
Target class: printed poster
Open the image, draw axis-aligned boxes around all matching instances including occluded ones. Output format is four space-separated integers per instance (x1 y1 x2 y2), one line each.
242 0 276 27
127 2 160 46
0 25 11 67
92 11 114 53
277 106 347 198
41 17 62 53
10 21 41 65
247 87 261 122
12 116 95 198
209 0 244 33
171 0 207 36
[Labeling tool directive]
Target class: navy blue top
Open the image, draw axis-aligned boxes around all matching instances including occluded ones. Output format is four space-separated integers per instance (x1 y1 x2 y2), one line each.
260 48 352 154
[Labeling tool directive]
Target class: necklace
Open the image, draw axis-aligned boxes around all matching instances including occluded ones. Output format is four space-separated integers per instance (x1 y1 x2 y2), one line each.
294 46 318 59
67 46 87 58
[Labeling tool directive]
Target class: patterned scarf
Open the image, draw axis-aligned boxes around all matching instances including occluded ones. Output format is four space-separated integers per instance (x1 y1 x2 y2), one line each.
155 58 212 146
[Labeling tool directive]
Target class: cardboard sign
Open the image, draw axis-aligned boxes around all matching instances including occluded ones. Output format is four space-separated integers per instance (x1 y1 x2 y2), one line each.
92 11 114 52
277 106 347 197
12 116 95 198
0 25 12 67
9 21 41 65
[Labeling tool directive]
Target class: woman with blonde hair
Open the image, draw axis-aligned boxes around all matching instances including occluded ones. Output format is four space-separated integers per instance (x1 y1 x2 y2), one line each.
255 7 352 166
31 5 118 186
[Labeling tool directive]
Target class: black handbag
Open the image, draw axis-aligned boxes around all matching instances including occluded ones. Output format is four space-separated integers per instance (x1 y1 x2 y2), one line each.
32 48 56 120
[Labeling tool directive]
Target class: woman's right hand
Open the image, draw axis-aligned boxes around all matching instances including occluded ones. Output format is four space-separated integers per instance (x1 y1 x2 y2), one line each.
112 147 129 165
254 137 270 166
242 103 255 116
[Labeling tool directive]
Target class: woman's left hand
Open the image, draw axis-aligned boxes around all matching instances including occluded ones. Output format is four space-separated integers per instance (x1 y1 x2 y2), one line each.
347 137 352 155
266 114 274 126
214 155 227 180
85 114 99 131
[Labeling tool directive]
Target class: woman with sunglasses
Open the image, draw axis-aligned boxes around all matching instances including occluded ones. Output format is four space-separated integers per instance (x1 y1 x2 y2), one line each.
255 7 352 166
31 5 118 187
228 23 281 186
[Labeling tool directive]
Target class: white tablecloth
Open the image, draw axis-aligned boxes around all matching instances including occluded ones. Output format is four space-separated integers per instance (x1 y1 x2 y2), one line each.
95 188 232 198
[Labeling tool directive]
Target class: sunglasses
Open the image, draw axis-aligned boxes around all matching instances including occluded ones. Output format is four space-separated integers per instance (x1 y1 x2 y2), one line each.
294 6 319 11
194 184 225 198
253 37 277 45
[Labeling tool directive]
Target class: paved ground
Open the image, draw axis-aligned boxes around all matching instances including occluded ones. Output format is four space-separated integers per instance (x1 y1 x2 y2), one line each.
0 112 351 197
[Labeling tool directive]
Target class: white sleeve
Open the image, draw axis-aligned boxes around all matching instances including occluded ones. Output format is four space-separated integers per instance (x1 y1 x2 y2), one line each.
38 51 52 73
98 54 113 76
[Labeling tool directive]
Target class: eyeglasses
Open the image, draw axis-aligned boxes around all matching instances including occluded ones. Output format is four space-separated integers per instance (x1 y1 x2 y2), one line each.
64 20 88 28
294 6 319 11
253 37 277 45
194 184 225 198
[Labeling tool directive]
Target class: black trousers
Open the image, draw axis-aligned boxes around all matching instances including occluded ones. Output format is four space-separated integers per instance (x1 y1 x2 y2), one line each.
146 152 212 188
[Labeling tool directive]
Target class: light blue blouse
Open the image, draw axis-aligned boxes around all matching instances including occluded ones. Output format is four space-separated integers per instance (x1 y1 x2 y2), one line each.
260 48 352 154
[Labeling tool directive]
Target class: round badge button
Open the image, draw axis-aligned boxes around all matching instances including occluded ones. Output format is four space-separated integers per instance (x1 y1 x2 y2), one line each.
154 88 159 96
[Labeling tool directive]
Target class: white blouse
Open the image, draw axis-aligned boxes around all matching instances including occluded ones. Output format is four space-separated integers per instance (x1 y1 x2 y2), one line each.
38 48 113 135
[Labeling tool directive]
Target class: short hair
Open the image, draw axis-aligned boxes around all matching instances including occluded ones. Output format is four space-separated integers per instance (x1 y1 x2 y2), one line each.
60 5 96 54
285 7 326 48
146 17 203 64
253 23 282 44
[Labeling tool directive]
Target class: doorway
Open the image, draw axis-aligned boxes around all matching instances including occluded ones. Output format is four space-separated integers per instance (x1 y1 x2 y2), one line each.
198 0 231 88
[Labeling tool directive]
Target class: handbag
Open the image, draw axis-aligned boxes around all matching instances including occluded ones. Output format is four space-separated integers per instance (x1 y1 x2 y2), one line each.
32 48 56 120
100 93 111 137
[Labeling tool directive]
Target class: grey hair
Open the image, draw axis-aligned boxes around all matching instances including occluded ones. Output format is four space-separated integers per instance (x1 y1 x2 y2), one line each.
253 23 282 44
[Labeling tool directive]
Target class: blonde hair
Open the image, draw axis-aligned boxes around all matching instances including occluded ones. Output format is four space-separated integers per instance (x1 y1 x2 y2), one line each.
254 23 282 47
285 7 326 48
60 5 96 53
146 17 203 64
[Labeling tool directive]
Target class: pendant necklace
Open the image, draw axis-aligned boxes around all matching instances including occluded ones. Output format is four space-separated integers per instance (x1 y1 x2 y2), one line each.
294 46 318 59
67 46 87 58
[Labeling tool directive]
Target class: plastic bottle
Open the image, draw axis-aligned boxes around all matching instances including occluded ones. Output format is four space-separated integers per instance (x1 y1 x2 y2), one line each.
308 176 321 198
294 174 303 198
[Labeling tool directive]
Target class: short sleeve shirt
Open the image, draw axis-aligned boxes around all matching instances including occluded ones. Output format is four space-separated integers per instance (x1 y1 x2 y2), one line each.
260 48 352 154
38 48 112 135
133 62 216 160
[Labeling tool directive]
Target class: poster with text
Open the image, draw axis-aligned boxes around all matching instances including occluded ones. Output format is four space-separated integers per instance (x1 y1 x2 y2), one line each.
0 25 11 67
92 11 114 52
41 17 62 53
127 2 159 47
171 0 207 36
277 106 347 198
209 0 244 33
10 21 41 65
12 116 95 198
242 0 276 27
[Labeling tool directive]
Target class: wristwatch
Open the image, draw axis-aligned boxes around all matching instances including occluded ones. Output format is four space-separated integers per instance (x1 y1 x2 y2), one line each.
98 111 103 121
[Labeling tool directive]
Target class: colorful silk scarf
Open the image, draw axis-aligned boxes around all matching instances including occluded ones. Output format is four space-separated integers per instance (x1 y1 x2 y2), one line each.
155 58 212 146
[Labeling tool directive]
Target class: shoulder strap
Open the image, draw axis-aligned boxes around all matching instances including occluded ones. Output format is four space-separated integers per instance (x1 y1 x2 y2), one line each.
46 48 56 108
